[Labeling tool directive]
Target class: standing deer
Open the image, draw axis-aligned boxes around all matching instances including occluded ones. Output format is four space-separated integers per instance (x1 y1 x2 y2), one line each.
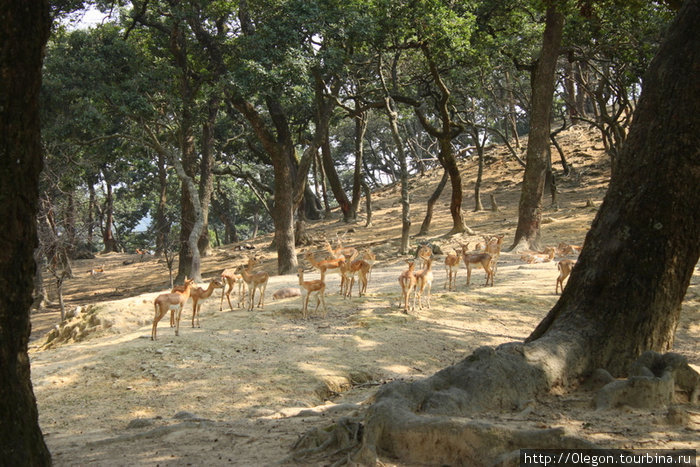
461 245 495 286
415 258 434 310
152 278 195 340
444 248 461 291
297 268 327 319
189 279 224 328
236 257 269 311
556 259 576 294
398 260 417 313
220 268 246 311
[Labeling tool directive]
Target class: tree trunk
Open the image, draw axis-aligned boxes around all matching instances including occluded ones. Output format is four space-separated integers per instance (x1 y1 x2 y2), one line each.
361 180 373 228
472 129 485 212
350 111 368 219
197 97 218 257
306 4 699 464
510 5 565 251
102 181 119 253
271 146 297 273
380 58 411 254
504 70 521 149
527 0 700 374
0 1 52 463
439 138 471 235
418 169 448 236
154 151 169 257
170 153 204 283
321 137 352 221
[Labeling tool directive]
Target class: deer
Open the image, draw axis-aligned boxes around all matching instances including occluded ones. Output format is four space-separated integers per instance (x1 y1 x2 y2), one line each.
398 260 418 313
297 268 327 319
306 251 346 294
556 259 576 294
521 246 556 264
152 278 195 340
188 279 224 328
235 257 269 311
342 259 372 298
325 236 358 262
414 258 434 310
360 249 377 281
220 268 246 311
90 264 105 278
135 248 148 261
272 287 302 300
484 234 505 281
460 245 495 286
416 244 432 269
557 242 582 257
444 248 461 291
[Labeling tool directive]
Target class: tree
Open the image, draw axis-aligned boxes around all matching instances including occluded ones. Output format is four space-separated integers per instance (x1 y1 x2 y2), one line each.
0 0 53 464
293 0 699 463
510 3 565 251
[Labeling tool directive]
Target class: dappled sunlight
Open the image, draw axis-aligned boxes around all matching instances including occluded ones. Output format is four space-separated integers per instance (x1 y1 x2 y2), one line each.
28 124 700 465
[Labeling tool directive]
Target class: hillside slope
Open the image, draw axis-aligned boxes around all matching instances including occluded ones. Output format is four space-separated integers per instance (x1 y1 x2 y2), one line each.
29 125 699 466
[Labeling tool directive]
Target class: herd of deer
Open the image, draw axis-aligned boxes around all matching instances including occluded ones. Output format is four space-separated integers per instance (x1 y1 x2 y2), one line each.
149 235 580 339
398 236 580 313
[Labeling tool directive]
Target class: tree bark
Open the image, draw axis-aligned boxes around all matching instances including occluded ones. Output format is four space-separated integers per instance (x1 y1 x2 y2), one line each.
350 110 368 219
197 96 219 257
418 169 448 236
334 3 699 464
154 151 169 257
527 0 700 373
0 0 52 463
101 181 119 253
510 5 565 251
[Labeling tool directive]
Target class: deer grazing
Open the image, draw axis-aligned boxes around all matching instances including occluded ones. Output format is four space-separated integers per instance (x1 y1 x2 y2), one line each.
460 245 495 286
398 260 418 313
556 259 576 294
152 278 195 340
297 268 327 319
414 258 434 310
235 257 269 311
444 248 461 291
220 268 246 311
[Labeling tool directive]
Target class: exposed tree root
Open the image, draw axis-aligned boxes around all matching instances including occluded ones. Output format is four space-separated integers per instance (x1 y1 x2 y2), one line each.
288 344 699 465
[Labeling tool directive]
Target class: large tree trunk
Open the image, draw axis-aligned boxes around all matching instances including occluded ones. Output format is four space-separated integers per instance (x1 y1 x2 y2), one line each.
197 97 218 257
0 1 52 463
418 169 448 236
439 138 471 235
510 5 565 251
527 0 700 373
320 138 352 221
294 2 699 465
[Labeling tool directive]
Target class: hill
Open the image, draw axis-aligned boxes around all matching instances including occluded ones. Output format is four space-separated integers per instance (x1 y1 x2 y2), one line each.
29 125 699 465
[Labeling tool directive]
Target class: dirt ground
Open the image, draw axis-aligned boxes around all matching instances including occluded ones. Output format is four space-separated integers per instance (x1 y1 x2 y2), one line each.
29 126 700 466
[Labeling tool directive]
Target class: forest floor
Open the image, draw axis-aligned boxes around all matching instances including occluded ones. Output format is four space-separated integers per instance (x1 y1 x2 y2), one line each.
29 125 699 466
